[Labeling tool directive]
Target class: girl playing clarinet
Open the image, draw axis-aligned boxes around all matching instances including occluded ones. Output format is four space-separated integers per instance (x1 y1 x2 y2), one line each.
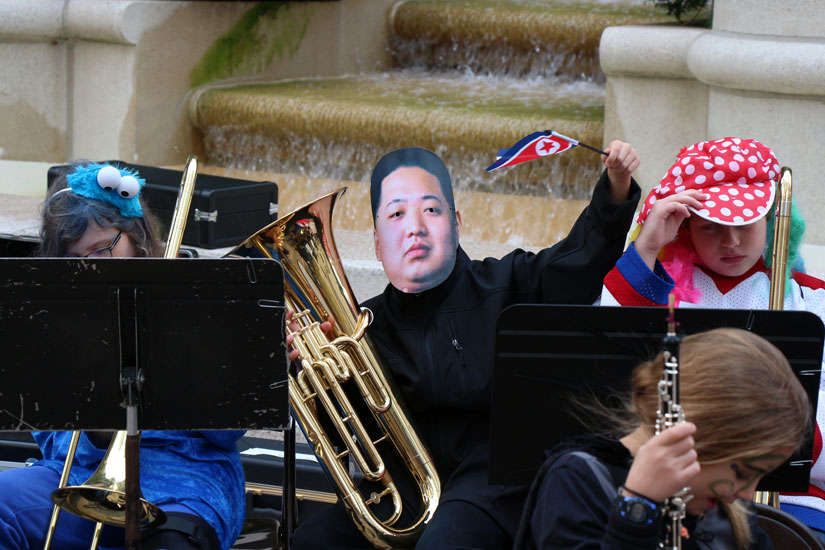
514 327 810 550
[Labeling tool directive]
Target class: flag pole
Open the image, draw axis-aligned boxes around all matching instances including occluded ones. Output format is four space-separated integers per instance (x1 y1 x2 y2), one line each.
577 141 608 156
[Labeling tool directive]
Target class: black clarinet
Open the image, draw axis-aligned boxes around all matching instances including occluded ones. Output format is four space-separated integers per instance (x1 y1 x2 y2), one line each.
657 295 691 550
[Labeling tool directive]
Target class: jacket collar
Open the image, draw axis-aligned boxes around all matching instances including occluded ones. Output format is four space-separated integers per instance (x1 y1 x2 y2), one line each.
698 256 768 295
385 246 469 315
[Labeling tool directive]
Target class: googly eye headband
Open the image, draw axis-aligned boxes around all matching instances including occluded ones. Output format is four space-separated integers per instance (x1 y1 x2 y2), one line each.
61 163 145 217
637 137 779 227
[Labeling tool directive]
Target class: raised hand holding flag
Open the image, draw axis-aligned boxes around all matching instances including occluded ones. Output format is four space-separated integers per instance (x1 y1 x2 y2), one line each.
486 130 607 172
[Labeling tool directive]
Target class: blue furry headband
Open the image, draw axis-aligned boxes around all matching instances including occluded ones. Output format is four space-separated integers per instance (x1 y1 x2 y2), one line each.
64 163 145 217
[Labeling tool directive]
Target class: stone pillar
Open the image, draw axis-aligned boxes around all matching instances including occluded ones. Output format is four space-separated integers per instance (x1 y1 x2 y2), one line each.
0 2 69 163
601 26 709 191
691 0 825 239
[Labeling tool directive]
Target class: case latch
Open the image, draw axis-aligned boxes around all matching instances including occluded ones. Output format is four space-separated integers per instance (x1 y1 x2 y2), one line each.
193 209 218 223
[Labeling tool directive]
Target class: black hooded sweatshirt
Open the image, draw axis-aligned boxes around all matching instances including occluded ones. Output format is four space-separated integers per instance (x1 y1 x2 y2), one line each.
360 170 641 537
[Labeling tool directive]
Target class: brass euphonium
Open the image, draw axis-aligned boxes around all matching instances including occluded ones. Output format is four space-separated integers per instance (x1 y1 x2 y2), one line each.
755 166 793 509
45 155 199 548
226 187 441 549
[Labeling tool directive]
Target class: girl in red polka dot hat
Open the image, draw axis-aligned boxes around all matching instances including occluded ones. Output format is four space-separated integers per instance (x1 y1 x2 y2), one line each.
601 137 825 539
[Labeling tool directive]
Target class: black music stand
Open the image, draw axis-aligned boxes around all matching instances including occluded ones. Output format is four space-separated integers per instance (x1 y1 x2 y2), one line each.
490 305 824 492
0 258 289 549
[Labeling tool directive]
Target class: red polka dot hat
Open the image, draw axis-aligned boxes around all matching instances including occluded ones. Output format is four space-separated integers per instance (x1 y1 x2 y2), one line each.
637 137 780 227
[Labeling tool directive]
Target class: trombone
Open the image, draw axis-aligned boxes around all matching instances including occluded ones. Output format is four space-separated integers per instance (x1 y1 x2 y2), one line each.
43 156 198 549
754 166 793 509
768 167 793 311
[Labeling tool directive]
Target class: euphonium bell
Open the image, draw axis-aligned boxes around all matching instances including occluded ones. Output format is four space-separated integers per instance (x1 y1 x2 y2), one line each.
51 431 166 528
226 187 441 549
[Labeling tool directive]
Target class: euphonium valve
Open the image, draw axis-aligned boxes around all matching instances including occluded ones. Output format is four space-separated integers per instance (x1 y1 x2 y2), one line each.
227 187 440 548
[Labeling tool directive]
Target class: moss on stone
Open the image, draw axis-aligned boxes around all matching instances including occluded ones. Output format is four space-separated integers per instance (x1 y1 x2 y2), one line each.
190 3 313 89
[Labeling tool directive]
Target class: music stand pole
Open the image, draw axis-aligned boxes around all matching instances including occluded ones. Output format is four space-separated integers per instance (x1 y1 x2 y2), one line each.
281 362 299 549
119 288 143 550
124 395 141 549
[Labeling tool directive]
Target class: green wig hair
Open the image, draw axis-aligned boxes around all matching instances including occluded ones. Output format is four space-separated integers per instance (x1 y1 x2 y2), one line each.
764 197 806 297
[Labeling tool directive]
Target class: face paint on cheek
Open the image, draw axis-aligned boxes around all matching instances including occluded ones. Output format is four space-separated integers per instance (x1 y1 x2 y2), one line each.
730 464 760 491
740 454 786 489
708 479 736 498
742 454 786 475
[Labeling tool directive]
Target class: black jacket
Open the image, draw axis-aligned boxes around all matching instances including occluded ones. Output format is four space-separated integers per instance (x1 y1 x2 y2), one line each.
514 434 773 550
361 170 641 536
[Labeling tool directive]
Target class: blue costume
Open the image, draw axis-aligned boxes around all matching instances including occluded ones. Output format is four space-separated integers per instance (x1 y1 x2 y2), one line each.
0 431 245 549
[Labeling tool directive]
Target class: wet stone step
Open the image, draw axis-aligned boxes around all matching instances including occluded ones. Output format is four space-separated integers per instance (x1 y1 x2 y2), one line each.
389 0 670 78
191 69 606 199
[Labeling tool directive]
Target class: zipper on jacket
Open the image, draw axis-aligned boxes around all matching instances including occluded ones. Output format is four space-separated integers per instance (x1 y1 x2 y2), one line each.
447 319 466 367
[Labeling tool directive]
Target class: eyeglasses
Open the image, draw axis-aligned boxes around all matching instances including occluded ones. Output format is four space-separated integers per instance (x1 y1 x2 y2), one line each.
84 231 122 258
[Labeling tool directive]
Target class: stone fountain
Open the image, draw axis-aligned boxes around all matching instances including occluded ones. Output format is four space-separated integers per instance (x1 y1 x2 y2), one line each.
4 0 821 287
184 0 667 297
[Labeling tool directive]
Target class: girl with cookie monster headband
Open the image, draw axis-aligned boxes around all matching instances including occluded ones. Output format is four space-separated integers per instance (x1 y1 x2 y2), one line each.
600 137 825 540
0 163 245 549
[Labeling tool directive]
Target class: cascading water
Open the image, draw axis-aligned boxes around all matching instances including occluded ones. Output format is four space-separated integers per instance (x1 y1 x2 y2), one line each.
191 0 667 248
388 0 659 80
197 70 605 193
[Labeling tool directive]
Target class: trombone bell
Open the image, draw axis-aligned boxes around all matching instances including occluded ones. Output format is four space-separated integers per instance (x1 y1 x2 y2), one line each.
50 431 166 528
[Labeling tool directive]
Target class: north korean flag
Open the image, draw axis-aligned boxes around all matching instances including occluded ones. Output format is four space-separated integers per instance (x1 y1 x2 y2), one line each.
486 130 579 172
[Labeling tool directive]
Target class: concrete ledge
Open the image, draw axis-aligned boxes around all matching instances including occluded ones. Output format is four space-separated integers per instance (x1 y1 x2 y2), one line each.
601 26 825 98
688 32 825 97
713 0 825 39
600 25 708 79
0 160 52 197
0 2 63 41
0 0 177 45
65 0 142 45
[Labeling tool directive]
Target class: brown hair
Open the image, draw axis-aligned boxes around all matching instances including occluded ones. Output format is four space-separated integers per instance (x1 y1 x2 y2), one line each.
631 327 810 463
630 327 811 548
